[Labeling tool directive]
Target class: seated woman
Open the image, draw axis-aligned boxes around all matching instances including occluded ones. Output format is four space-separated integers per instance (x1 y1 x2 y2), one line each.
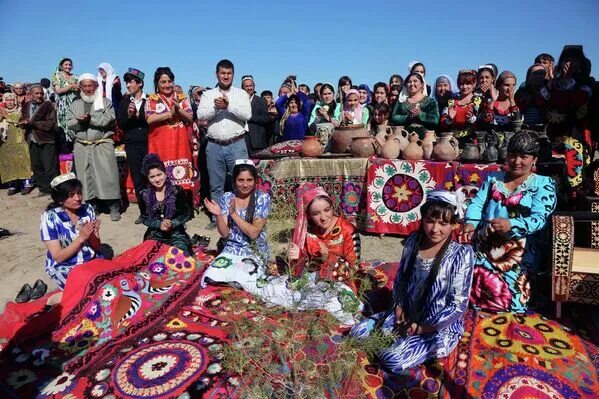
275 80 312 141
439 70 480 145
308 83 342 128
432 75 458 114
41 173 101 290
390 72 439 138
202 160 271 292
342 89 370 126
462 131 557 313
480 71 520 131
139 153 193 254
351 191 474 374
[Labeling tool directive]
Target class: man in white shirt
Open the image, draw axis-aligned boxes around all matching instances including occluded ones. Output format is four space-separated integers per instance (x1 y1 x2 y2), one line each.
197 59 252 229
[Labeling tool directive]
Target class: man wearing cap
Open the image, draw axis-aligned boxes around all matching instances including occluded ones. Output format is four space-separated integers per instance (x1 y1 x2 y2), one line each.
20 84 58 195
241 75 270 154
197 59 251 229
67 73 121 221
117 68 149 224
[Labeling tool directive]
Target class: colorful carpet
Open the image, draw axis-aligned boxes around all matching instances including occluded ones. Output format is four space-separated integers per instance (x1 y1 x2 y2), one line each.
1 246 598 398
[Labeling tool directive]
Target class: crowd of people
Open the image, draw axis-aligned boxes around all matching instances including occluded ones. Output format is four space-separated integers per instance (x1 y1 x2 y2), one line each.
0 45 595 374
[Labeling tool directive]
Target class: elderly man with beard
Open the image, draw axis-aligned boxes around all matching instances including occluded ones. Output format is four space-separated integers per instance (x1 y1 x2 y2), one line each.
68 73 121 221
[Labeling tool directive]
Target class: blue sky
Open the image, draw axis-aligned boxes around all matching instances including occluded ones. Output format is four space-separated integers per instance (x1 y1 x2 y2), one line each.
2 0 598 95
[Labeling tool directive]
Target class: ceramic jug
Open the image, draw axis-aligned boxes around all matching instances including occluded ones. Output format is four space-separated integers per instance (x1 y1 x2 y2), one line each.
432 132 459 161
422 130 437 160
380 133 402 159
350 136 380 158
402 133 424 160
301 135 323 157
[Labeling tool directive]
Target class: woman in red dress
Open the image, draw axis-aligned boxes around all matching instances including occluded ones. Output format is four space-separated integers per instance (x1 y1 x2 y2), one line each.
145 67 199 206
439 70 481 145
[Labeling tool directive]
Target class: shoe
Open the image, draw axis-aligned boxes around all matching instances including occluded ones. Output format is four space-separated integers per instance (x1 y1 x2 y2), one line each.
205 221 217 230
21 186 35 195
110 210 121 222
0 228 11 239
134 215 144 225
15 283 32 303
30 279 48 300
7 188 19 196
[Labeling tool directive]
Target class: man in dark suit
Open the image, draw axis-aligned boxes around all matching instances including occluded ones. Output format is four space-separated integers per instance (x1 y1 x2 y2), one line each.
241 75 270 154
20 85 57 195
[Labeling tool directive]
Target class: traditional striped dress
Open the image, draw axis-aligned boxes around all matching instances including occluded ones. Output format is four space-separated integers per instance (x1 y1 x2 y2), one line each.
351 235 474 373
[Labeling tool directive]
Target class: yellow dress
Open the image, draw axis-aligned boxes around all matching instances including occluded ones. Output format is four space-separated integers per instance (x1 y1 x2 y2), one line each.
0 109 32 183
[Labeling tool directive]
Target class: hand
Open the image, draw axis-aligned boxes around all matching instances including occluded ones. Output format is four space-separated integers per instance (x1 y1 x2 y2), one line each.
394 305 406 324
0 108 7 118
548 66 555 80
409 106 420 117
19 119 31 127
92 219 101 237
448 107 457 119
562 62 571 78
228 196 236 215
75 113 91 122
479 83 490 94
160 219 172 232
288 243 300 260
491 87 499 102
317 107 327 117
489 218 511 234
318 241 329 259
203 199 221 216
458 223 476 243
406 322 419 336
343 111 353 122
78 222 94 241
70 83 79 91
127 102 137 117
214 96 228 110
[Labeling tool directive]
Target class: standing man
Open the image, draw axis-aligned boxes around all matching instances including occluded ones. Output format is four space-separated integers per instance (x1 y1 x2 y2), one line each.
117 68 148 224
20 85 57 196
241 75 270 154
68 73 121 221
197 59 251 229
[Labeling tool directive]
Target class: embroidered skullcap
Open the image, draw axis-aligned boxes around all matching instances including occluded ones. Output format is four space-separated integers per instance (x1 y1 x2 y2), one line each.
507 131 539 156
427 190 458 207
234 159 255 167
51 173 77 189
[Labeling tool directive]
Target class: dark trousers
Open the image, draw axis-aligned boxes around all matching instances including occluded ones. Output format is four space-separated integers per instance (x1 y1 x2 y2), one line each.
124 142 148 214
29 141 58 193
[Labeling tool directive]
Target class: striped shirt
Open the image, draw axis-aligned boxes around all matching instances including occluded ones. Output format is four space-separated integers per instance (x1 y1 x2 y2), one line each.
40 204 98 289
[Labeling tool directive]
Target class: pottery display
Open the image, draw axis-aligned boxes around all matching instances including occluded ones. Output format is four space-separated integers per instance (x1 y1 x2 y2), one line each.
461 142 480 162
422 130 437 160
380 133 402 159
432 132 459 161
483 131 499 163
330 124 369 153
390 126 410 152
350 136 380 158
301 135 323 157
315 122 334 149
402 133 424 160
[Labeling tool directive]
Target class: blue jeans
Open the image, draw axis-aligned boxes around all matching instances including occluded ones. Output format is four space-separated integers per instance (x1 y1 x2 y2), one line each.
205 139 248 208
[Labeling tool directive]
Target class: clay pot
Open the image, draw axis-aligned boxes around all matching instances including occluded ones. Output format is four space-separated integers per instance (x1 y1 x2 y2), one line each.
380 133 401 159
330 124 369 153
315 122 334 148
402 132 424 160
350 136 380 158
301 135 323 157
461 143 480 163
432 132 459 161
390 126 410 152
422 130 437 160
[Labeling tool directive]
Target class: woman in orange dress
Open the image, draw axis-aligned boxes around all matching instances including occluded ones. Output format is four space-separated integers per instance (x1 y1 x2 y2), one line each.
145 67 199 206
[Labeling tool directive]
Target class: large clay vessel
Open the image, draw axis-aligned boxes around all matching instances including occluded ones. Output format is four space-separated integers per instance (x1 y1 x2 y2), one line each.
374 126 390 148
301 135 323 157
432 132 459 161
402 133 424 160
461 142 480 163
422 130 437 160
330 124 369 153
390 126 410 152
380 133 402 159
350 136 379 158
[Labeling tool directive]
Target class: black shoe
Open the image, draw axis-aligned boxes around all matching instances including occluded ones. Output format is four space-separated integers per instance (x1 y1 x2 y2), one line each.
134 215 144 225
205 221 217 230
0 228 11 239
30 279 48 300
21 186 35 195
7 188 19 196
15 283 32 303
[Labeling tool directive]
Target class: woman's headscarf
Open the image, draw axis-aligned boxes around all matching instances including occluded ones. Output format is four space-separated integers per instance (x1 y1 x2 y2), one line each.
97 62 117 101
343 89 365 123
292 185 333 251
398 72 428 103
357 84 372 105
2 92 20 112
431 75 458 101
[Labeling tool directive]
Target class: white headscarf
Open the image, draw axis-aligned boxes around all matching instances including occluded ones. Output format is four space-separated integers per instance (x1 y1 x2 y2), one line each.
78 73 105 111
398 72 428 103
97 62 117 101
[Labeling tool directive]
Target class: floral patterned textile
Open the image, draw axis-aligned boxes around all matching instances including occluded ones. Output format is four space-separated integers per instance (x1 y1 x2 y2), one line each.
465 173 557 312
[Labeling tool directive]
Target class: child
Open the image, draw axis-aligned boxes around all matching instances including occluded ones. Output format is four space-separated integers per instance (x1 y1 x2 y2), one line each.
342 89 370 126
350 191 474 373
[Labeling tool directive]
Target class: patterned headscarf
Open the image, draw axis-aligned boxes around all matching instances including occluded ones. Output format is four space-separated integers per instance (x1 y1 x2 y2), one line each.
292 185 333 251
343 89 365 123
507 130 539 156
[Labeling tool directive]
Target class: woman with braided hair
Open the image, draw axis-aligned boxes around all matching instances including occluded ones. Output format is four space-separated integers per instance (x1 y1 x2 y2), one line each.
350 191 474 373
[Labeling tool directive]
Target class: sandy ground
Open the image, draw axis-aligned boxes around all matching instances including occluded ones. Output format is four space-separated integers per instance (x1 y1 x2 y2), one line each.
0 188 404 312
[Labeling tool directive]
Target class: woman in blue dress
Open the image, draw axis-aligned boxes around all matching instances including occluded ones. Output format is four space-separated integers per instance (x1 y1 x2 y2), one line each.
351 191 474 373
40 173 102 289
461 130 557 313
201 160 271 291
